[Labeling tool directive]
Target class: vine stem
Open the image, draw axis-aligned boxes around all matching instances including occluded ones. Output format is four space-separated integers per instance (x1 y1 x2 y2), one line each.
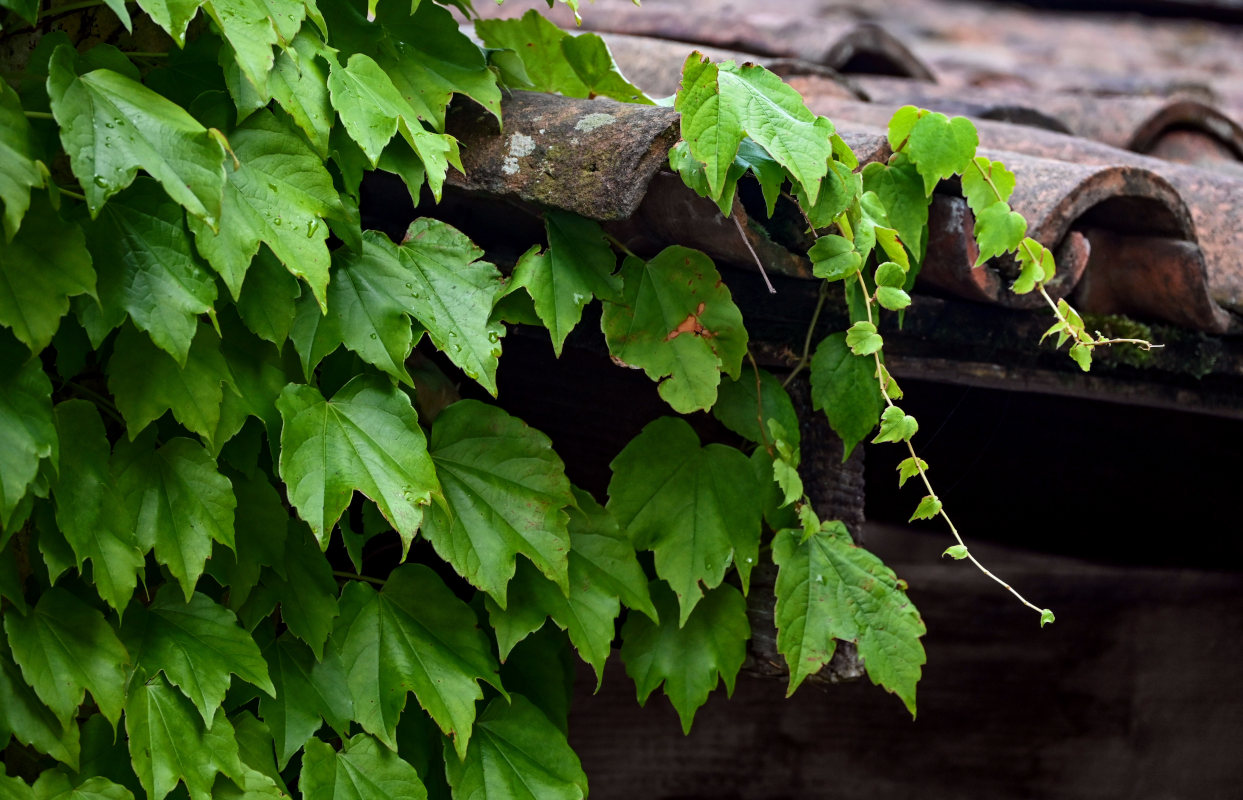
602 231 637 260
747 350 774 456
23 110 54 120
781 280 829 389
57 186 86 201
332 570 385 586
732 212 776 294
1036 285 1161 350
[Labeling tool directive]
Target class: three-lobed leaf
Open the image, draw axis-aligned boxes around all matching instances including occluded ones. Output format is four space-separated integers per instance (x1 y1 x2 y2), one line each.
301 734 428 800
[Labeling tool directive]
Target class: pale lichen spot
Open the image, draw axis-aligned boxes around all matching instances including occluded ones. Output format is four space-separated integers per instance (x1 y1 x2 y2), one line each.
502 132 537 175
574 112 617 133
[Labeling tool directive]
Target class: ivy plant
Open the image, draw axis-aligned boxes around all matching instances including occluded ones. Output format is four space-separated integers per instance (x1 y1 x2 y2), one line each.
0 0 1152 797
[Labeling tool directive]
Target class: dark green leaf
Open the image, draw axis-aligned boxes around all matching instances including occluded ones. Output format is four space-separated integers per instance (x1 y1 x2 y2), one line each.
301 734 428 800
332 565 502 759
795 160 859 230
0 195 94 354
113 435 236 600
601 247 747 414
619 581 748 734
260 635 352 768
607 417 761 625
47 47 227 224
862 157 929 261
235 247 299 347
277 376 438 552
423 400 574 605
0 642 80 769
134 0 205 45
268 523 338 658
0 351 55 530
0 82 44 241
772 521 925 712
442 695 587 800
123 586 274 727
712 368 800 452
3 587 130 727
476 11 588 98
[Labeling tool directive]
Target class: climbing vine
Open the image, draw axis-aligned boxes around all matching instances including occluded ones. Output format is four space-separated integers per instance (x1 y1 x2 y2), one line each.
0 1 1152 798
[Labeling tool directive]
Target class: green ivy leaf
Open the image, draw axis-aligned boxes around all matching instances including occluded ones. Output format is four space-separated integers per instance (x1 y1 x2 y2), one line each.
886 105 921 152
809 332 883 460
332 565 502 759
961 156 1016 213
943 545 969 560
423 400 574 605
85 180 218 366
0 641 80 769
607 417 761 625
235 247 300 347
808 234 861 282
267 31 333 157
844 321 883 356
47 46 227 224
1040 609 1056 627
107 322 236 447
875 286 911 311
112 434 236 600
188 110 342 307
267 523 339 658
50 401 143 612
0 350 55 531
772 521 925 713
862 157 929 262
123 586 274 728
619 581 748 734
872 405 919 444
676 55 834 202
3 587 130 727
124 672 244 800
260 635 352 768
1014 237 1056 295
560 32 652 103
973 202 1027 267
896 455 927 488
510 210 621 357
905 112 979 197
277 376 438 552
442 695 587 800
0 82 44 241
712 368 800 451
874 261 905 288
0 196 95 354
1069 342 1093 371
32 774 135 800
134 0 205 45
202 0 305 96
301 734 428 800
909 495 942 521
601 247 747 414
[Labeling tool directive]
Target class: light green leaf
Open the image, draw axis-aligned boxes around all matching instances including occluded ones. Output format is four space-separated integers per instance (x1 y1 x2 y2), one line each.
260 635 352 768
1014 237 1056 295
909 495 942 521
375 1 502 131
332 565 502 759
133 0 204 45
511 210 621 356
107 322 235 446
267 523 339 658
896 456 927 488
808 235 860 282
862 157 929 262
773 521 925 712
886 105 921 152
203 0 305 95
874 261 906 288
0 196 95 354
712 368 800 452
619 581 748 734
607 417 761 625
0 82 45 241
973 202 1028 267
86 180 218 366
112 434 236 600
1069 342 1093 371
0 642 80 769
942 545 968 560
844 321 883 357
123 587 273 728
268 32 333 157
667 140 744 218
560 32 651 104
795 160 859 231
1040 609 1056 627
961 156 1016 213
301 734 427 800
31 774 134 800
188 110 341 306
288 290 341 380
875 286 911 311
4 587 130 727
423 399 574 605
277 376 438 552
476 11 587 98
905 111 979 196
443 695 587 800
601 247 747 414
676 55 835 202
872 405 918 444
334 223 504 394
124 672 244 800
0 350 55 531
51 401 143 612
47 47 227 223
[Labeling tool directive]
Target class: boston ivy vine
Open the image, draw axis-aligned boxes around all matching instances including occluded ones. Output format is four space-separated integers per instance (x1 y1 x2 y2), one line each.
0 0 1153 798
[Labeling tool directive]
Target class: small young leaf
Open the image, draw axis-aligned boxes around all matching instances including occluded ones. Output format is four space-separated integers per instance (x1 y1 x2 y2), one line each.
896 456 927 488
1013 237 1056 295
875 286 912 311
905 112 979 196
808 234 860 281
1040 609 1056 627
874 261 906 288
910 495 942 522
886 105 921 152
961 156 1016 212
1069 342 1093 371
845 321 883 356
973 202 1028 267
873 405 919 444
942 545 969 560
